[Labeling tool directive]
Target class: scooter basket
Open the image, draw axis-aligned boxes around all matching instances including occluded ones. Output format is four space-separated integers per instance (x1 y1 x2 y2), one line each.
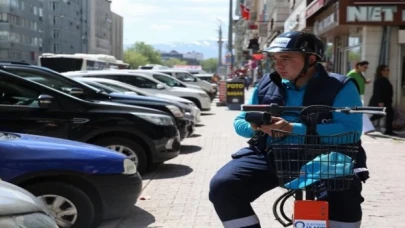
269 130 360 191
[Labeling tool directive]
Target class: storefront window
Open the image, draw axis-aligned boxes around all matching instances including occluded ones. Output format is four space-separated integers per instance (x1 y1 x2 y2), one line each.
324 42 333 72
346 46 362 73
345 28 362 74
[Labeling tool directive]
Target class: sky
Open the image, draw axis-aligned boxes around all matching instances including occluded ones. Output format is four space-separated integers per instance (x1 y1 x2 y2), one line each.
111 0 233 45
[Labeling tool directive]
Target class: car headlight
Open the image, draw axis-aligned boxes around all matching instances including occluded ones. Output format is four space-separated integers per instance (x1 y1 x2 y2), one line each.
123 159 137 175
166 105 184 118
187 102 196 107
133 112 175 126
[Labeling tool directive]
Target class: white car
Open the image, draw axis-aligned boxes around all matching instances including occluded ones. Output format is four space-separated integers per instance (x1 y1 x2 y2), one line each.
63 71 212 111
117 69 204 91
75 77 201 123
145 69 216 99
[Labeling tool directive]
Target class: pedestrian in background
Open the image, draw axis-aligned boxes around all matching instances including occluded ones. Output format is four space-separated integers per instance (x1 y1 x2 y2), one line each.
369 64 396 136
347 61 371 96
347 60 374 134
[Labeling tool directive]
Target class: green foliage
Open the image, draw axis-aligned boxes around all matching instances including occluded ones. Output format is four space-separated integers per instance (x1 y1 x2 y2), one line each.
201 58 218 72
123 42 162 68
162 58 187 67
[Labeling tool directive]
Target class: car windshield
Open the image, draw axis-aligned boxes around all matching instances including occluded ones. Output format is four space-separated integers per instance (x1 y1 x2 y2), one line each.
176 72 195 82
152 74 183 87
81 81 120 94
97 82 150 96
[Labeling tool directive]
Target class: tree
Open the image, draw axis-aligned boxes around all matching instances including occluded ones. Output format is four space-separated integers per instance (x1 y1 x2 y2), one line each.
201 58 218 73
123 51 148 69
126 42 162 64
163 58 187 67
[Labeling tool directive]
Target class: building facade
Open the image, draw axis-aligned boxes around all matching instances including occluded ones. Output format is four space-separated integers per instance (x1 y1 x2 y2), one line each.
183 51 203 61
233 0 405 110
306 0 405 109
0 0 44 64
161 50 183 61
111 12 123 60
42 0 88 54
87 0 112 55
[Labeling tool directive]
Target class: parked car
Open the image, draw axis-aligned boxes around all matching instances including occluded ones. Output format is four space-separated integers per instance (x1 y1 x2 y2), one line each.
117 69 218 101
74 77 201 124
0 180 58 227
121 69 205 92
0 69 180 173
74 78 197 137
149 68 216 99
0 131 142 228
0 63 193 141
194 73 218 96
63 70 212 111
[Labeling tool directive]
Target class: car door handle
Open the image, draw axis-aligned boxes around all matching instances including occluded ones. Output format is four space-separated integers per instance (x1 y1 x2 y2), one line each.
71 118 89 124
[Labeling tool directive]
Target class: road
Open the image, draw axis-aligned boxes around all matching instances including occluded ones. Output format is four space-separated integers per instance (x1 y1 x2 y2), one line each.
101 92 405 228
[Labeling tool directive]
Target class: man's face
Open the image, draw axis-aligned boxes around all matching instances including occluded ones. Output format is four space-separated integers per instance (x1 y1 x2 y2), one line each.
271 52 305 80
360 64 368 72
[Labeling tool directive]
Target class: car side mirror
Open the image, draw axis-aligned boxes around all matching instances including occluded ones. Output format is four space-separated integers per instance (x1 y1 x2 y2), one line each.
38 94 54 109
156 84 165 90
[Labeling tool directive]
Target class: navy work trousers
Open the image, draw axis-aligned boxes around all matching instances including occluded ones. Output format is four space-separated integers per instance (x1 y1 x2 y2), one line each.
209 147 364 228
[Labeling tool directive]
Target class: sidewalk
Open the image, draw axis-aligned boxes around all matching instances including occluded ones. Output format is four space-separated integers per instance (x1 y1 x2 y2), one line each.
100 95 405 227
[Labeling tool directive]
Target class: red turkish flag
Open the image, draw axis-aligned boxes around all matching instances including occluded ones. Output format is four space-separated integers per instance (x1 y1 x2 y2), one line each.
240 4 250 20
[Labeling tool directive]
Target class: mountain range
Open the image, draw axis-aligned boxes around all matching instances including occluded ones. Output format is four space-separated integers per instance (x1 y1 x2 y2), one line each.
124 40 226 60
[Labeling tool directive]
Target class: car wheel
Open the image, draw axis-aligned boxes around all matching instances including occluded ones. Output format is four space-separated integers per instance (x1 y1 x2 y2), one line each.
93 137 147 174
25 182 96 228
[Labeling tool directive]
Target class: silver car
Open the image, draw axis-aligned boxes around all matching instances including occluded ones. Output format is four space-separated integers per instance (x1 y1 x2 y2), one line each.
0 180 58 228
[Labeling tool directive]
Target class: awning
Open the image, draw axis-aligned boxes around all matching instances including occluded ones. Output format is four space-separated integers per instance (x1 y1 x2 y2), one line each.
252 53 264 60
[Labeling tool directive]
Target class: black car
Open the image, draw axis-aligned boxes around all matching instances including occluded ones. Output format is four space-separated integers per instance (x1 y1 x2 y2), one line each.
0 69 180 174
0 63 194 140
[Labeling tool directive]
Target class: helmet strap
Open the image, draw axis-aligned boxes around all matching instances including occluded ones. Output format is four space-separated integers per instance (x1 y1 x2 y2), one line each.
292 54 316 88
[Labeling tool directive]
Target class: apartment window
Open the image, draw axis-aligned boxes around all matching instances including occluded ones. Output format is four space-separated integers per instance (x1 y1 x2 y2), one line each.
52 16 57 25
0 31 9 41
10 0 19 8
33 6 38 15
21 1 24 10
39 8 43 17
53 30 59 39
0 50 8 58
52 2 59 11
53 43 59 53
0 13 7 22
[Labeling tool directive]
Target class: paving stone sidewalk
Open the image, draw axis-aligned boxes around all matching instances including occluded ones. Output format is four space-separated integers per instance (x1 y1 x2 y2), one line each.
101 97 405 228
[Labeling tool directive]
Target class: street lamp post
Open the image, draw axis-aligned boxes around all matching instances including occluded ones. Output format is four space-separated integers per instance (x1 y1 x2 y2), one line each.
217 19 223 68
227 0 233 73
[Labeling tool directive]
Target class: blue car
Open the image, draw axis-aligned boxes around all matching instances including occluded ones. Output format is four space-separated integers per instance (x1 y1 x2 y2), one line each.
1 132 142 228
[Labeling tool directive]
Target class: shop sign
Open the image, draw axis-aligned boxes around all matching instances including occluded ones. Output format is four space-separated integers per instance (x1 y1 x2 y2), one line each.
306 0 325 18
284 0 307 32
340 2 405 25
351 0 405 4
226 81 245 104
313 12 337 36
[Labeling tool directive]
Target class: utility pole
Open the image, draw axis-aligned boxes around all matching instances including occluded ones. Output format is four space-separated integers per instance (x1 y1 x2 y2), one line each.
217 24 223 67
227 0 233 69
